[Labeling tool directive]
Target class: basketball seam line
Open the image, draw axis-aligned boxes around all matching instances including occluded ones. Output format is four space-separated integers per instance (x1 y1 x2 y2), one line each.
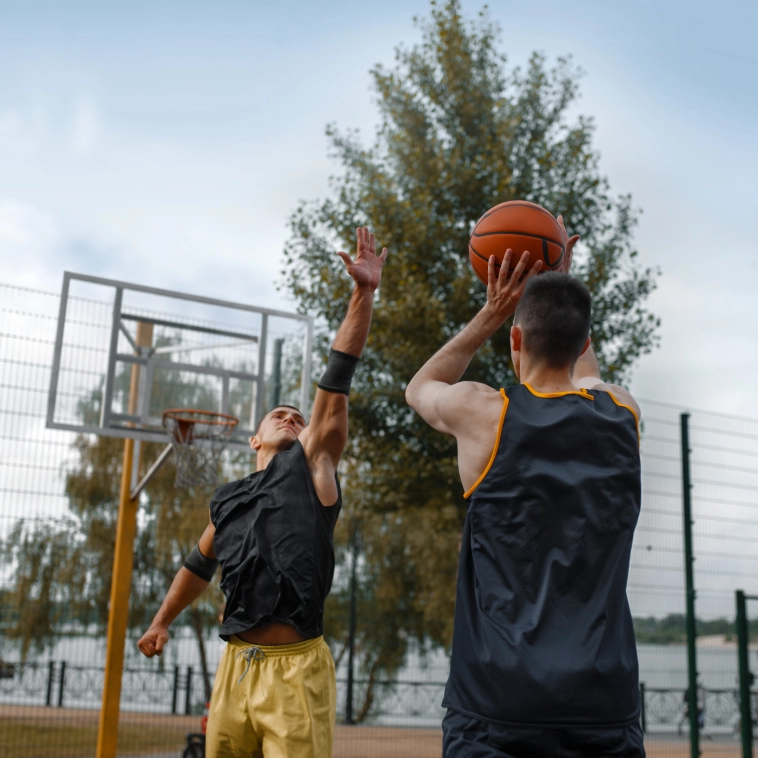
476 202 559 225
471 229 565 248
469 240 563 268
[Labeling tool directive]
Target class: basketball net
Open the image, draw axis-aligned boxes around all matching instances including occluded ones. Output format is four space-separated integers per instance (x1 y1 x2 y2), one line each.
162 409 239 489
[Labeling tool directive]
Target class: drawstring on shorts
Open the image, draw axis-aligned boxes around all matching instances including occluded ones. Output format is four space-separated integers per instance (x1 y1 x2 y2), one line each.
235 646 265 685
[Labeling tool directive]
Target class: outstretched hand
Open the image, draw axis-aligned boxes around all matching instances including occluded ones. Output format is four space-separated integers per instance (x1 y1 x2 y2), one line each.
557 215 580 274
337 227 388 291
485 249 542 321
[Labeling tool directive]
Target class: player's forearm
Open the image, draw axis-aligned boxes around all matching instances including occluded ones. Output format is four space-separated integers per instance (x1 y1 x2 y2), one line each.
151 567 209 629
407 304 503 402
331 285 375 358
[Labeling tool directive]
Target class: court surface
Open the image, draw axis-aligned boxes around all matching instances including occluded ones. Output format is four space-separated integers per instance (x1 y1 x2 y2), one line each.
0 706 746 757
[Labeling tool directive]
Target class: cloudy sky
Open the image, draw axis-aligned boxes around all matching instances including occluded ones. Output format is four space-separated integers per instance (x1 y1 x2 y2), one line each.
1 0 756 414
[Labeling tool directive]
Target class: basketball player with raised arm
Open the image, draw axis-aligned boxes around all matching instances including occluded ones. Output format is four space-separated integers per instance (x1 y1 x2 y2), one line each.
406 219 645 757
138 227 387 758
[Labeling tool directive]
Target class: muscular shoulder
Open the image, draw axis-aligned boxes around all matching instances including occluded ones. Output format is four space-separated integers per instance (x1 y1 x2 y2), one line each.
434 381 503 437
587 381 641 422
442 380 500 404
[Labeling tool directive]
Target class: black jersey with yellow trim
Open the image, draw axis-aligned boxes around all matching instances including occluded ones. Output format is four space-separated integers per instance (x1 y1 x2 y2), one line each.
210 439 341 641
444 383 641 728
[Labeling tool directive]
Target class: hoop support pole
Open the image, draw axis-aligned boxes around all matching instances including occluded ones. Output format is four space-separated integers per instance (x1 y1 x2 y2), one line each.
96 321 153 758
130 444 173 500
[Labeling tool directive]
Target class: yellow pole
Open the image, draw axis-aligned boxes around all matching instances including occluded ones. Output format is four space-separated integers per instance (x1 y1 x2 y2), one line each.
96 322 153 758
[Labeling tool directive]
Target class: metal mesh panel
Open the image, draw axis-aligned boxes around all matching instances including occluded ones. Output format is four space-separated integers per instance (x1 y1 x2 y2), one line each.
1 281 758 758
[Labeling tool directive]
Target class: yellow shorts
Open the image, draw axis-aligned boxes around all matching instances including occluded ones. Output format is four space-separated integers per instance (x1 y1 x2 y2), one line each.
206 635 336 758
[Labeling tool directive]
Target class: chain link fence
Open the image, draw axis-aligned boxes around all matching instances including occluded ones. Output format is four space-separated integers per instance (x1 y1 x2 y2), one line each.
1 281 757 758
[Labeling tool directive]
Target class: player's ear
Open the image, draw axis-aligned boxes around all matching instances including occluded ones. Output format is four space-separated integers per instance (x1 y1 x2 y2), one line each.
510 325 522 353
579 336 591 357
249 435 262 452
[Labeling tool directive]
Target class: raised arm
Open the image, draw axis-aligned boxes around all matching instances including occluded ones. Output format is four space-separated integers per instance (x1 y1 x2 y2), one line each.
300 228 387 499
555 215 641 421
406 251 542 492
137 519 217 657
406 251 540 434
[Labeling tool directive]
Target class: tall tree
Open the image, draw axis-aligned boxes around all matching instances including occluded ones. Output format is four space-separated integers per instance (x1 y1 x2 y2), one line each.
283 0 660 715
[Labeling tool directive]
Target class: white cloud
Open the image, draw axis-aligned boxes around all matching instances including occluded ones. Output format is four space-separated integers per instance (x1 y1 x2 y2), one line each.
71 94 99 154
0 110 23 145
0 101 49 152
0 201 118 292
0 202 62 289
0 201 58 249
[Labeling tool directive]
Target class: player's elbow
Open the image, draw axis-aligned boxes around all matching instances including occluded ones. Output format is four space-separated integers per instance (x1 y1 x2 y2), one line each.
405 378 421 412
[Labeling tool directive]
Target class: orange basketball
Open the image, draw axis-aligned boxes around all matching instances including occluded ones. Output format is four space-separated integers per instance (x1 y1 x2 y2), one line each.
469 200 565 285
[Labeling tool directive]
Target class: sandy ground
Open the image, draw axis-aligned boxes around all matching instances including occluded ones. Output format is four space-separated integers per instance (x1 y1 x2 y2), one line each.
0 705 749 757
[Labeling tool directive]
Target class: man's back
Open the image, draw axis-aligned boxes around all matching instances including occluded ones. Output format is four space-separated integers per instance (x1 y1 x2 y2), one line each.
443 385 641 727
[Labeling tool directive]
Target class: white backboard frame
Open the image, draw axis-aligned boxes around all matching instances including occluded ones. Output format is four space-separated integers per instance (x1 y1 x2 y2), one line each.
46 272 313 453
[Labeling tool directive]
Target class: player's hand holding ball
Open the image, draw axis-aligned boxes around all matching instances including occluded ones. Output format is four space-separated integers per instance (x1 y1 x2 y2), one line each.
469 200 580 282
484 249 542 322
556 214 580 274
471 200 580 321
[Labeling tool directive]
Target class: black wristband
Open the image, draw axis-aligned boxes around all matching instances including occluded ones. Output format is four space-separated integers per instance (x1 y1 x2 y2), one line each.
317 348 359 395
183 544 218 582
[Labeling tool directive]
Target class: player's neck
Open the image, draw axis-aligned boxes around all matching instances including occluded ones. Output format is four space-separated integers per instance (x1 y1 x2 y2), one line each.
255 440 295 471
518 359 576 394
256 450 274 471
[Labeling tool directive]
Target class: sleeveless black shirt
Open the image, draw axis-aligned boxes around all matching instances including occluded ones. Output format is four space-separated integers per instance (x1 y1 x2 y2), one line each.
443 384 641 727
210 440 341 640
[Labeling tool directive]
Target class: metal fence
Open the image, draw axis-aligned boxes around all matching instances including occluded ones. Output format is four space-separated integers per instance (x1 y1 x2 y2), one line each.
2 281 758 758
1 660 753 731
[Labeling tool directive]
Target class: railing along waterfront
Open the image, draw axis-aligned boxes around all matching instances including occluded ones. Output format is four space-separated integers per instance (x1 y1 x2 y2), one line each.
1 661 755 734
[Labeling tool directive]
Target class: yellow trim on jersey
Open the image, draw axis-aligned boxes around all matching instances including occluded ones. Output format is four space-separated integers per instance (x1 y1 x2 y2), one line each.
606 390 641 442
524 383 594 400
463 388 509 500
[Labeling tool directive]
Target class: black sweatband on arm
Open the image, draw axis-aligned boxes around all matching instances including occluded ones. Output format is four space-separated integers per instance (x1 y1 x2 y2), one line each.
183 543 219 582
317 348 359 395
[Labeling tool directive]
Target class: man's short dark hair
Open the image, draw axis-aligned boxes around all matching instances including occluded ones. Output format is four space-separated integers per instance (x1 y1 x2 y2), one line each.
513 273 591 369
254 405 304 436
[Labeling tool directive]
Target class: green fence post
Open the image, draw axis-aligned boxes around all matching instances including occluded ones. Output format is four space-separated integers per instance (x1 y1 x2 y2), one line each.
680 413 699 758
736 590 754 758
57 660 66 707
185 666 193 715
45 661 55 707
171 665 179 715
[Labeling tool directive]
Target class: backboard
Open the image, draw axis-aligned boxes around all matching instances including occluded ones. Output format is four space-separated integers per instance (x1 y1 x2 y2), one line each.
46 272 313 454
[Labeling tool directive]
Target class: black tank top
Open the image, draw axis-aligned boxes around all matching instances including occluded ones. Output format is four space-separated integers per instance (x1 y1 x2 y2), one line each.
443 384 641 727
210 440 341 640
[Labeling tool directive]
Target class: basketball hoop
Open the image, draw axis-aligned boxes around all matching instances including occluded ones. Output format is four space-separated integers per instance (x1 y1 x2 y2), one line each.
162 409 239 489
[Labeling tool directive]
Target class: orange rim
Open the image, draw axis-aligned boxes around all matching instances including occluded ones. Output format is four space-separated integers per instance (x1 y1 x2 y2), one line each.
162 408 239 429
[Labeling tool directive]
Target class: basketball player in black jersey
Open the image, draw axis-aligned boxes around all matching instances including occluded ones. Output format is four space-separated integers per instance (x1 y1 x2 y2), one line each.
138 227 387 758
407 220 645 757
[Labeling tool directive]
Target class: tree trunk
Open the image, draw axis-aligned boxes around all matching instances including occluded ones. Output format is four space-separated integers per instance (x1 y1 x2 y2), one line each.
189 608 212 702
356 658 380 723
332 637 349 669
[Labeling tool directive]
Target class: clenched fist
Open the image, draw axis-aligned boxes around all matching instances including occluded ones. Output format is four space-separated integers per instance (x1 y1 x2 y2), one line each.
137 625 169 657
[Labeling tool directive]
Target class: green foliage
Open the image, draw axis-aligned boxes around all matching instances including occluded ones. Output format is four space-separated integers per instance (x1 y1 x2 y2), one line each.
633 614 758 644
0 519 88 661
282 0 661 709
